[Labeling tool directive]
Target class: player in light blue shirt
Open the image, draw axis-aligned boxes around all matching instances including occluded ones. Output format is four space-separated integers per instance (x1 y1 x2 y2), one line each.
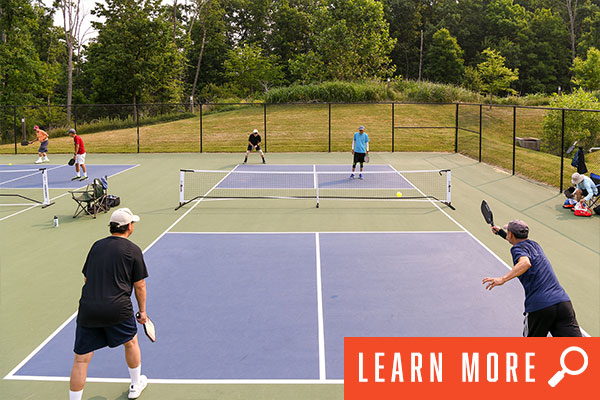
350 126 369 179
571 172 598 205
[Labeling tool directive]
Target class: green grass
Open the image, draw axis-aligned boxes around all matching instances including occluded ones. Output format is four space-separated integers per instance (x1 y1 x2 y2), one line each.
1 103 598 188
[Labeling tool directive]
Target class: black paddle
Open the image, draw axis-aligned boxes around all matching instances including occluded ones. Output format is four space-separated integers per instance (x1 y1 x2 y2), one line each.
68 157 75 166
481 200 494 226
21 140 29 146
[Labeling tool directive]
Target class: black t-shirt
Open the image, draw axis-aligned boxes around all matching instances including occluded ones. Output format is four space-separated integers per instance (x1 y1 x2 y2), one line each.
249 134 261 145
77 236 148 327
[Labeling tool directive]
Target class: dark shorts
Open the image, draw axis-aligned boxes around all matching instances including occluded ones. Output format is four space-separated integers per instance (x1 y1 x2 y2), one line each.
74 315 137 354
247 144 261 151
523 301 582 337
353 152 366 164
38 140 48 153
578 188 589 197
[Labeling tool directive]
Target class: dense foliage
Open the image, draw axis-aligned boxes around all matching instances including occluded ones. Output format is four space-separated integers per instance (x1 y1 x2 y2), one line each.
0 0 599 109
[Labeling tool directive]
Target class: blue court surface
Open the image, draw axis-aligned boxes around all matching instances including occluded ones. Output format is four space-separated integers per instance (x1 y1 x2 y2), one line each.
0 164 138 189
10 231 524 382
219 164 414 190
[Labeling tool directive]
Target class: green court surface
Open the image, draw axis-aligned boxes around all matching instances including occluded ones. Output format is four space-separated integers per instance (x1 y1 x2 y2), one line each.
1 152 598 400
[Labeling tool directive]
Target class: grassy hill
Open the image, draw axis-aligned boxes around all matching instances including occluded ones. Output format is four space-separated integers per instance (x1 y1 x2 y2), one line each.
2 103 598 189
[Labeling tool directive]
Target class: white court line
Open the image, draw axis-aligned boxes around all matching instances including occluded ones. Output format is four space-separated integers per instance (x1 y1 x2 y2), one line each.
0 164 140 222
315 233 326 380
168 231 466 235
4 164 241 381
5 375 343 384
389 165 591 338
3 313 77 380
0 164 66 186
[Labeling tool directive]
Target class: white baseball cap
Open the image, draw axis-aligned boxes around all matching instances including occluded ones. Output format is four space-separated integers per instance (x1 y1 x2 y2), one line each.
109 208 140 227
253 129 259 133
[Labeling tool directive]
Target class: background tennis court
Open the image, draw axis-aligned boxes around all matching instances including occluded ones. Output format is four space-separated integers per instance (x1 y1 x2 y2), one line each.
1 152 597 399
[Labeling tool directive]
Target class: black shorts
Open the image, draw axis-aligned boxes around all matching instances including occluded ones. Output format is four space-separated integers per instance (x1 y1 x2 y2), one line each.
38 140 48 153
353 152 366 164
523 301 582 337
247 144 261 151
74 315 137 354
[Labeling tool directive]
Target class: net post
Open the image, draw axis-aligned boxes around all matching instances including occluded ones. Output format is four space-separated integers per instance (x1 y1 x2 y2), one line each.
446 169 451 205
41 168 50 206
179 170 185 206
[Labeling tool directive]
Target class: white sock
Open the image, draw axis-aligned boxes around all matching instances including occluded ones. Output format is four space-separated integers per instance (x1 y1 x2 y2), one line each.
129 365 141 385
69 389 83 400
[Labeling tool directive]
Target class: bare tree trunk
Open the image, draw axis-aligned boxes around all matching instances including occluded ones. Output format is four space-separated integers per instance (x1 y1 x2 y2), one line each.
173 0 178 45
566 0 579 61
60 1 85 124
190 0 211 101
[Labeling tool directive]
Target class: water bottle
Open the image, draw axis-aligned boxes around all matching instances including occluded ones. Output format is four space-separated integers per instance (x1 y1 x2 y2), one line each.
53 216 59 227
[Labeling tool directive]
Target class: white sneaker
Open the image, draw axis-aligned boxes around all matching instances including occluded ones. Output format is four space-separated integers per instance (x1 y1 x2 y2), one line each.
128 375 147 399
35 158 42 164
43 157 49 162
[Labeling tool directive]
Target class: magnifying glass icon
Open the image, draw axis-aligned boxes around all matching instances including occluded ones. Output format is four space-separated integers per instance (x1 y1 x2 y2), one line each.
548 346 588 387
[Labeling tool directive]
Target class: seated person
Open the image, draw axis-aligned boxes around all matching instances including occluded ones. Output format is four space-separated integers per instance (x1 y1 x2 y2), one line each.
571 172 599 206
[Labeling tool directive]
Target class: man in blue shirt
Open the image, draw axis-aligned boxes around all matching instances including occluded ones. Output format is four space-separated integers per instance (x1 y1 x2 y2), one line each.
571 172 598 206
350 125 369 180
482 220 582 337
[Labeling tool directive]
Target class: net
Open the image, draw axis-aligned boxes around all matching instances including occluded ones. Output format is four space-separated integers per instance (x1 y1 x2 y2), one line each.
0 168 53 207
177 167 452 209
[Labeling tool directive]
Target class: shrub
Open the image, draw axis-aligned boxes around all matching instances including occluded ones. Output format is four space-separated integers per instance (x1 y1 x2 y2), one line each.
542 88 600 155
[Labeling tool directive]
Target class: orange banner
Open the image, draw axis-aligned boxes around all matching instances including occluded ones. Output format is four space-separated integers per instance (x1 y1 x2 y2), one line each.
344 337 599 400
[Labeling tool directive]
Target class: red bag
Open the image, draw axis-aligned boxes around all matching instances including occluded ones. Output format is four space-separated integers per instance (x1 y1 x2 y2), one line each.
574 203 592 217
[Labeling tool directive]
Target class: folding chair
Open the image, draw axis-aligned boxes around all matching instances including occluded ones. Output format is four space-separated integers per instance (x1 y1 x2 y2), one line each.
70 178 109 218
588 173 600 210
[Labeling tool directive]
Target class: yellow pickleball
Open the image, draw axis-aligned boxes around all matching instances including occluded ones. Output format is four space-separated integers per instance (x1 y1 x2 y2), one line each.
396 192 403 197
8 163 12 165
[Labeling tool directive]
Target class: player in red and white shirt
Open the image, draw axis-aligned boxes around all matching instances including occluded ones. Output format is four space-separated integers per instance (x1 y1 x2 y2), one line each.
68 128 88 181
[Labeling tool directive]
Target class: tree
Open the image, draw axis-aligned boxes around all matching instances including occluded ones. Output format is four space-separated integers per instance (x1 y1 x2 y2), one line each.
542 88 600 155
565 0 580 60
571 47 600 90
577 1 600 55
306 0 396 81
423 28 464 84
56 0 87 122
223 44 284 95
85 0 183 109
518 7 571 93
476 48 519 104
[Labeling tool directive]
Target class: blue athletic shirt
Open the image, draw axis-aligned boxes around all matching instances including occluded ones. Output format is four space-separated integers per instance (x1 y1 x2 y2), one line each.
353 132 369 153
510 239 570 313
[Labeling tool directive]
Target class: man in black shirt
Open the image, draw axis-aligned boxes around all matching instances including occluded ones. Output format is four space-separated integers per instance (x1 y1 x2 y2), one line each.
69 208 149 400
244 129 266 164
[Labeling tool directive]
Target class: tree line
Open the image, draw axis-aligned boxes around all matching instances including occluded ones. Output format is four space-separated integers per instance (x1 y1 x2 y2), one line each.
1 0 599 111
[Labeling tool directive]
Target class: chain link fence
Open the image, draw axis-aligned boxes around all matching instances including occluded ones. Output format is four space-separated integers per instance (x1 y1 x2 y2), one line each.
1 102 598 191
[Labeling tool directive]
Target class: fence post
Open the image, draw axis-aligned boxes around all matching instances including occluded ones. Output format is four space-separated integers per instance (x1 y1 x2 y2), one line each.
13 106 17 155
559 109 565 192
136 105 140 153
328 103 331 152
454 103 459 153
478 104 482 162
391 103 395 152
200 103 203 153
512 106 516 175
73 104 77 130
263 103 267 152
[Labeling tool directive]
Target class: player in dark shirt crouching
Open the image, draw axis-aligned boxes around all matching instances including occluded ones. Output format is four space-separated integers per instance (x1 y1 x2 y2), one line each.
244 129 266 164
